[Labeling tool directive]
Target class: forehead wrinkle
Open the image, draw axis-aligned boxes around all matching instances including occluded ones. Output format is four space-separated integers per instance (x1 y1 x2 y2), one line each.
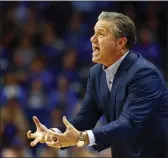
94 21 113 34
94 27 106 32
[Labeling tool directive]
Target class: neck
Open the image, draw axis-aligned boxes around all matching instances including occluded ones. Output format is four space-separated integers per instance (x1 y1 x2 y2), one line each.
104 49 129 68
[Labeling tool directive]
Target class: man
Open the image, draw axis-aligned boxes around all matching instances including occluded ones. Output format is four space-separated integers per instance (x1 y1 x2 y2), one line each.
27 12 168 158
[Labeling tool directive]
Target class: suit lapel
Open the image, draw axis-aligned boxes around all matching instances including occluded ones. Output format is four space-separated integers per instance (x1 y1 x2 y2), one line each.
110 51 138 120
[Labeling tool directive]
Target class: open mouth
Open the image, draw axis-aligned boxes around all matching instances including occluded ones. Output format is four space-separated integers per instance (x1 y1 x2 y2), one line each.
93 47 100 52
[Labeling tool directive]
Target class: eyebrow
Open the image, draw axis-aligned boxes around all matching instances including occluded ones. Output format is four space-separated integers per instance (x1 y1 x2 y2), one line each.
94 27 106 32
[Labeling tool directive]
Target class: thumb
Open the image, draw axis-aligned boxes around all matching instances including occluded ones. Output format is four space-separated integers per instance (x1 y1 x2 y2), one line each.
30 139 39 147
33 116 42 128
63 116 72 128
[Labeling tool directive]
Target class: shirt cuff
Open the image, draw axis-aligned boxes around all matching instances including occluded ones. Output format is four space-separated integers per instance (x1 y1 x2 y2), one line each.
50 128 62 134
86 130 97 146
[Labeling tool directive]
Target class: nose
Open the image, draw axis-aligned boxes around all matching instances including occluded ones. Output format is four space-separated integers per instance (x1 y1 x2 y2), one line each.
90 34 97 43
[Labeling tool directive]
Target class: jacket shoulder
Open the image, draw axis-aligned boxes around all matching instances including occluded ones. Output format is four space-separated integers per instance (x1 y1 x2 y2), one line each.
132 53 166 83
135 54 163 75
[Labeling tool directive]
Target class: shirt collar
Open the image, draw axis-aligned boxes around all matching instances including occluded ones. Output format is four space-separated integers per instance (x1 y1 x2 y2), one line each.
102 51 129 76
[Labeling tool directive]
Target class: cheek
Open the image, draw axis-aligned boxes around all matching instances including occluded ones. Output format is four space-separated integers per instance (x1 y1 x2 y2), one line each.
101 41 115 53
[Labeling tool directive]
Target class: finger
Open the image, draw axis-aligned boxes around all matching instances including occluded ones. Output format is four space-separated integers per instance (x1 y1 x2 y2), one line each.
33 116 41 128
30 139 39 146
46 140 60 148
45 130 58 142
27 130 32 138
45 133 49 142
63 116 72 128
46 140 54 146
27 130 35 139
46 140 56 146
47 129 62 138
45 133 53 142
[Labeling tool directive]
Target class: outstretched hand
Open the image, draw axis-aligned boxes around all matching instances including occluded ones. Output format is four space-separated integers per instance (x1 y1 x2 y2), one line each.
27 116 49 146
45 116 80 148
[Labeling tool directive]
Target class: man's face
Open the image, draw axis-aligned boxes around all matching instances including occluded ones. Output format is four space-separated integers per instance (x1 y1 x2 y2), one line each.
90 20 123 66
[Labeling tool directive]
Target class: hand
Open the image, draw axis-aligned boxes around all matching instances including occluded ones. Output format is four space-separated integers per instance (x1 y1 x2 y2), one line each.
27 116 49 146
45 116 80 148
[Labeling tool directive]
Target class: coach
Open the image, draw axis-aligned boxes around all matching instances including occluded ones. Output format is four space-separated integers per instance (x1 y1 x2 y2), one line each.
27 12 168 158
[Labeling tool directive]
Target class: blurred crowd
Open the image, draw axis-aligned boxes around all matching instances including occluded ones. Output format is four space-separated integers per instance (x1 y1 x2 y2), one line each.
0 1 168 157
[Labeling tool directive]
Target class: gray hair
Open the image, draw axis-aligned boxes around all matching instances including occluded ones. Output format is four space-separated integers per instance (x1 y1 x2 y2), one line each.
98 11 137 49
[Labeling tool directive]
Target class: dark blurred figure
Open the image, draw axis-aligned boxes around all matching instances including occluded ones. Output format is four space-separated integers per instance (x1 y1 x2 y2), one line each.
22 8 37 37
26 79 50 127
49 74 78 120
1 148 18 157
0 72 26 106
13 36 36 70
29 57 53 90
0 47 10 76
0 98 29 149
133 28 163 71
63 12 87 49
40 22 65 68
62 49 78 81
61 48 83 95
36 147 59 157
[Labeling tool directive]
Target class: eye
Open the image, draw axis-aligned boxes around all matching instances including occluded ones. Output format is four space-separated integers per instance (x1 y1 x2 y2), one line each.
99 32 105 37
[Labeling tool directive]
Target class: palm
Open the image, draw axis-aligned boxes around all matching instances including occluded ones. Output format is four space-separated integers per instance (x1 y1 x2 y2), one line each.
64 125 79 142
34 125 47 143
45 116 80 148
27 116 49 146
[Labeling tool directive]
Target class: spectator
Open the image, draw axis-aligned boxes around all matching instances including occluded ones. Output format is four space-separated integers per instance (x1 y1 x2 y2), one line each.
63 11 88 50
49 74 78 120
0 47 10 75
133 28 163 70
1 148 19 157
26 79 50 127
61 49 79 82
29 57 53 90
41 22 65 56
13 36 36 70
0 72 26 105
1 98 29 148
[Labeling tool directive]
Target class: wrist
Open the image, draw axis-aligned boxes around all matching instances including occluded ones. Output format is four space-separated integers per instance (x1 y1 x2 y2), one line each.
49 128 55 132
83 131 89 145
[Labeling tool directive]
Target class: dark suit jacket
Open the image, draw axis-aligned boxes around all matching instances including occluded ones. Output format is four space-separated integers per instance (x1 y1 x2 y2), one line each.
58 51 168 158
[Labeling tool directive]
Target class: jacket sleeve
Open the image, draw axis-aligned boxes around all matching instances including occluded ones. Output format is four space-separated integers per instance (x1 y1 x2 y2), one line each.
57 69 102 133
92 69 165 152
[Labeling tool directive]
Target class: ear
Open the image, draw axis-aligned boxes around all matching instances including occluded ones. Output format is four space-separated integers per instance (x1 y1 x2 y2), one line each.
117 37 127 49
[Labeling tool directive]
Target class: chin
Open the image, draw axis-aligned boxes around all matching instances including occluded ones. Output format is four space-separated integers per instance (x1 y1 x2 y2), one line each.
92 57 101 64
92 52 103 63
